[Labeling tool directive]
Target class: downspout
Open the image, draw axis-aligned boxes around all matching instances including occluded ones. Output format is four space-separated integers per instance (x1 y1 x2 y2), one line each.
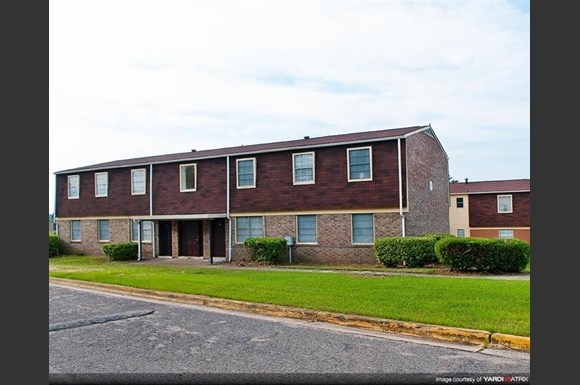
150 163 156 259
227 155 232 261
137 220 142 261
397 138 406 237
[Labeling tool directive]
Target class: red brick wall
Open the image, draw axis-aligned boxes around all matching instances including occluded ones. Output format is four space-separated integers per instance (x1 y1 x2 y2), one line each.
229 141 406 213
470 228 530 243
469 192 530 227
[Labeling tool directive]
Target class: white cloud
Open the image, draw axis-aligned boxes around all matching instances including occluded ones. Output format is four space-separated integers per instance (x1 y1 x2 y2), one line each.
49 0 530 212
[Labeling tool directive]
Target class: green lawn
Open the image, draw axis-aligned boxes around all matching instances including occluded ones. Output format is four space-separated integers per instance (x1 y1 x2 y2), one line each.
49 255 530 336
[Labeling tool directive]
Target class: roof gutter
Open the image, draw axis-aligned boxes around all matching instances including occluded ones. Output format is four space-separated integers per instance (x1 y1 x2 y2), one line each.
397 138 405 237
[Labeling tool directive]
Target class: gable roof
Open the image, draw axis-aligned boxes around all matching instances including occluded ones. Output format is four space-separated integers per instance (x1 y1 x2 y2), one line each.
449 179 530 194
55 124 436 174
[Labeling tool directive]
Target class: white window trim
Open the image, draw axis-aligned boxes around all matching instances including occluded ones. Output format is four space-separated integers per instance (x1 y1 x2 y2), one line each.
95 172 108 197
296 214 318 244
67 175 79 199
131 220 152 243
347 146 373 182
180 163 197 192
131 168 147 195
497 194 513 213
351 213 375 245
292 152 315 185
236 158 256 189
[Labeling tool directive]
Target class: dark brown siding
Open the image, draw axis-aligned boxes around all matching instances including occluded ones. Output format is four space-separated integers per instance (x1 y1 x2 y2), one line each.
55 168 150 217
469 192 530 228
405 130 450 235
152 158 227 215
229 141 406 213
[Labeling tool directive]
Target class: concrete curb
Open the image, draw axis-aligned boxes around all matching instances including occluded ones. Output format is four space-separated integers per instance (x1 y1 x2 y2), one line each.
49 277 530 352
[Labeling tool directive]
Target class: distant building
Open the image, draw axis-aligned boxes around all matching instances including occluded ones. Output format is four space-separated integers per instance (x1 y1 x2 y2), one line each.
449 178 530 243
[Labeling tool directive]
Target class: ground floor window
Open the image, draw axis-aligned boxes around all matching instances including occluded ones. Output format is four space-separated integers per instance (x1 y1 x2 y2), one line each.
297 215 317 243
131 220 152 242
71 220 81 241
236 216 263 242
499 229 514 239
351 214 374 244
98 219 110 242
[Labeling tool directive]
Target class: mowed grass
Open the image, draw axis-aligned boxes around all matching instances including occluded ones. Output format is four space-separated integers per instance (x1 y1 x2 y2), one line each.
49 255 530 336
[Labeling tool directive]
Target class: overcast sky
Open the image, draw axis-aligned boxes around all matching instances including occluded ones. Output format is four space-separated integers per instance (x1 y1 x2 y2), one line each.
49 0 530 213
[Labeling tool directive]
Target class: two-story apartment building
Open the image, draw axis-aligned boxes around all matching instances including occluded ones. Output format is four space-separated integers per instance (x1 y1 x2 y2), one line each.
449 178 530 243
53 124 450 265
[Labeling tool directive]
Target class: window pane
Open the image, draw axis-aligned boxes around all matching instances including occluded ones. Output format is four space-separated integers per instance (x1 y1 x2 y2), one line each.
71 220 81 241
180 165 196 191
349 149 370 180
499 229 513 239
236 217 263 242
297 215 316 243
294 153 314 183
457 229 465 237
68 175 79 199
95 173 108 197
132 220 152 242
456 198 464 208
352 214 373 243
98 220 109 241
498 195 512 212
237 159 255 187
132 169 146 194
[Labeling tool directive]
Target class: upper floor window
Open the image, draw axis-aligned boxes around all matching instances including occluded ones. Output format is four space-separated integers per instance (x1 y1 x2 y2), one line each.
293 152 315 184
497 195 513 213
131 169 146 195
97 219 110 242
457 228 465 237
237 158 256 188
71 220 81 241
68 175 79 199
297 215 317 243
347 147 372 182
499 229 514 239
131 220 152 242
95 172 108 197
456 197 464 208
351 213 374 244
180 164 197 192
236 216 263 243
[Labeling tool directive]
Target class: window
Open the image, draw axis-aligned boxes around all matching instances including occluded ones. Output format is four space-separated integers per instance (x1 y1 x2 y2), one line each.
236 216 263 242
131 169 146 195
351 214 374 244
237 158 256 188
71 220 81 241
95 172 108 197
457 229 465 237
297 215 317 243
497 195 513 213
68 175 79 199
499 229 514 239
347 147 372 182
180 164 197 192
456 197 464 208
97 220 110 242
293 152 315 184
131 220 152 242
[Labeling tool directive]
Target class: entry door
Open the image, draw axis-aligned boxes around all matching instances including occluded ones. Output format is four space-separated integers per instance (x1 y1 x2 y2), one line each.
210 218 226 257
158 221 172 256
179 221 203 256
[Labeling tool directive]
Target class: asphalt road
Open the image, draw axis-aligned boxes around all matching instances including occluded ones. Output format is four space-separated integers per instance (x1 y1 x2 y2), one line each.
49 283 530 384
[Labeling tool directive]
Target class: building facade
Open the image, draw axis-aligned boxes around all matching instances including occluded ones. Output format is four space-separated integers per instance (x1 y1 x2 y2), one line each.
449 178 530 243
54 125 450 264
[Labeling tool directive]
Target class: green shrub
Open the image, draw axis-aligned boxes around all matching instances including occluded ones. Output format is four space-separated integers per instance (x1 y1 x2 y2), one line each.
102 242 138 261
243 237 287 264
49 233 60 257
374 236 439 268
435 237 530 273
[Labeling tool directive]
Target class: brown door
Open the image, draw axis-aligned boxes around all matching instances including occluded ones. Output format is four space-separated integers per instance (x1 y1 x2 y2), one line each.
158 221 172 256
179 221 203 256
211 218 226 257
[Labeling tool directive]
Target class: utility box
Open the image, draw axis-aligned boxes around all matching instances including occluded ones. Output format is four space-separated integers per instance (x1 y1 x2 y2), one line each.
284 236 295 246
